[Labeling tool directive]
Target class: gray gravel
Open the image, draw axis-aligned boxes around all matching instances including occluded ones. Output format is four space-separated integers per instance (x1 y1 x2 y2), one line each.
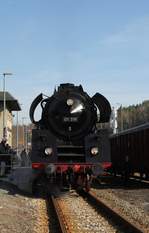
0 181 49 233
92 188 149 231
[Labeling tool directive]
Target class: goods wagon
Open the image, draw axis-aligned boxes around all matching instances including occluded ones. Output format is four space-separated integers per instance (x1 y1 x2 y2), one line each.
110 123 149 179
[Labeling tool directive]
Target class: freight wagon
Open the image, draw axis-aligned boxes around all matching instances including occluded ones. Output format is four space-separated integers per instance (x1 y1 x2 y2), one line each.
110 123 149 180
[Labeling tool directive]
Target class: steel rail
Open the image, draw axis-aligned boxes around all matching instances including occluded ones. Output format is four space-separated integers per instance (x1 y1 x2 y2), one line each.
81 190 147 233
51 196 71 233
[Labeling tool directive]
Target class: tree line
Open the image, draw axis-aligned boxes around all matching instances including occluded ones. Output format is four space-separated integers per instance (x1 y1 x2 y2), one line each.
117 100 149 131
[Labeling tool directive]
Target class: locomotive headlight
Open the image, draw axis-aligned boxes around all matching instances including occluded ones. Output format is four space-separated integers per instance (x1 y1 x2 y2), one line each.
91 147 99 155
67 98 74 106
45 147 53 155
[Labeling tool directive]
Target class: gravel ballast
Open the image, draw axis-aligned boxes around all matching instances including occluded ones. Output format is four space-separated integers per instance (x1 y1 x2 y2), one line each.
92 187 149 231
0 181 49 233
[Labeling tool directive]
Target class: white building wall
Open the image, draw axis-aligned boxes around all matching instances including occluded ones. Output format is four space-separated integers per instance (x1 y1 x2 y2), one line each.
0 109 13 146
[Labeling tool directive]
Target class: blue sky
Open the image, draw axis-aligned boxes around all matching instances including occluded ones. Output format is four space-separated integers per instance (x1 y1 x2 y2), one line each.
0 0 149 123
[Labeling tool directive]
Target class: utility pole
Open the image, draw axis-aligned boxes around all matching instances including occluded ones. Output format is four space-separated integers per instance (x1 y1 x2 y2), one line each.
22 117 26 149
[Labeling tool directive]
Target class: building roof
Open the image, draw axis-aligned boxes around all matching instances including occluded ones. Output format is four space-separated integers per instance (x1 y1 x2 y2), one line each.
0 92 21 111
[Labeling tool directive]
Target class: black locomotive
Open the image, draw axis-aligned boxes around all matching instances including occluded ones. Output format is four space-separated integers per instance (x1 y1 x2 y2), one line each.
30 83 111 190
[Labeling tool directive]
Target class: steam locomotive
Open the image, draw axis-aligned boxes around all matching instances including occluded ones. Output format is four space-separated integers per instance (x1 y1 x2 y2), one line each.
30 83 111 190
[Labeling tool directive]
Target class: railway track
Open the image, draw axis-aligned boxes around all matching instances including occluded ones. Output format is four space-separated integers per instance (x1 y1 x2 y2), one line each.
82 190 147 233
45 189 148 233
51 195 71 233
48 191 117 233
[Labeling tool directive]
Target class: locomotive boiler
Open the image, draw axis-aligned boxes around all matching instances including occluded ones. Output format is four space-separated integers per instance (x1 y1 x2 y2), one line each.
30 83 111 190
